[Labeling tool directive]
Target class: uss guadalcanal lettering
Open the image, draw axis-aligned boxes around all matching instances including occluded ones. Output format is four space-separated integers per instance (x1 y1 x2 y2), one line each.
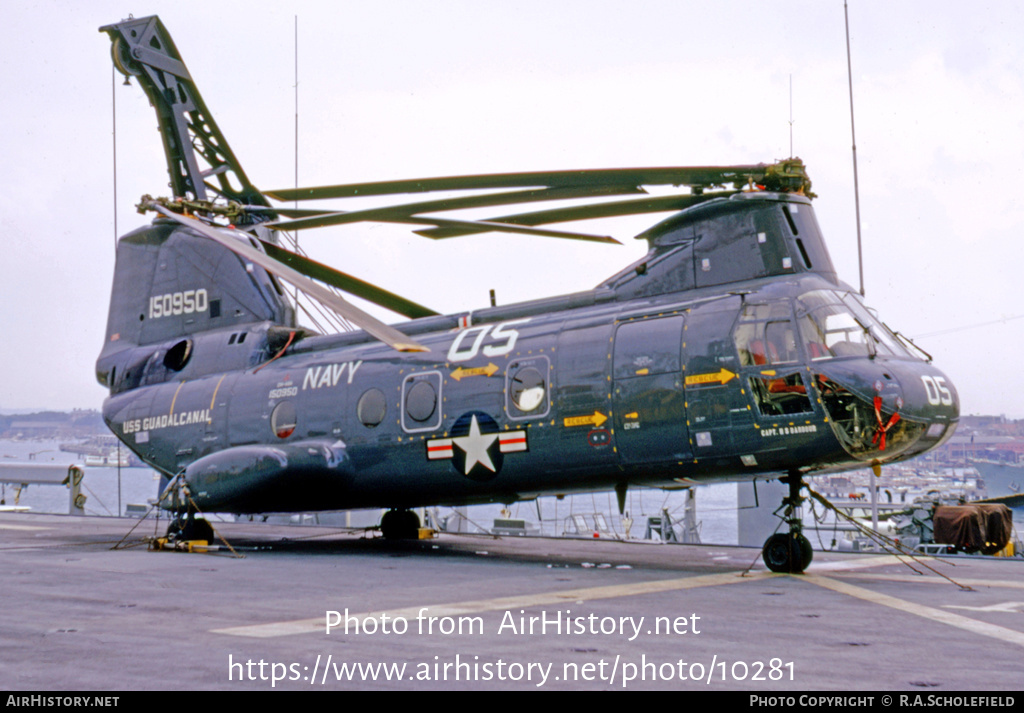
122 409 211 434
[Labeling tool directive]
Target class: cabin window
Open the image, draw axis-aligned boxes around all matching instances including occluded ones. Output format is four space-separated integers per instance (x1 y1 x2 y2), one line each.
613 316 683 379
357 388 387 428
506 358 550 419
271 401 297 439
406 382 436 422
401 371 443 433
511 367 545 411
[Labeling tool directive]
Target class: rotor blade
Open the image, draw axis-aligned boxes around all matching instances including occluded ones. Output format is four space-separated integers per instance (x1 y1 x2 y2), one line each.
415 192 736 239
406 215 621 243
270 211 621 244
242 206 342 219
267 185 643 232
265 165 775 202
147 204 429 352
259 240 438 320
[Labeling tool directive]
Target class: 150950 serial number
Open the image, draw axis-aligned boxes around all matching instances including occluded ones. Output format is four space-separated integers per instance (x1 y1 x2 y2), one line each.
148 289 209 319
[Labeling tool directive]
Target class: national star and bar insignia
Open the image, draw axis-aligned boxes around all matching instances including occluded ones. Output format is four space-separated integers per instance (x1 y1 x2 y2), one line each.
426 411 527 481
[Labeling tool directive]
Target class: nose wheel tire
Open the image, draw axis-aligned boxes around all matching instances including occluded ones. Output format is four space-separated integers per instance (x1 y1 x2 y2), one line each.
762 532 813 573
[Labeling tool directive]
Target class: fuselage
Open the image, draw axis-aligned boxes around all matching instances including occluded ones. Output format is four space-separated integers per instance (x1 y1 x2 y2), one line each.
94 15 959 523
101 263 958 514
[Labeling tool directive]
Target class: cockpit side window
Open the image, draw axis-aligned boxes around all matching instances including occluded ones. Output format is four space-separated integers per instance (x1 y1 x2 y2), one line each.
733 301 813 416
796 290 910 359
734 302 799 367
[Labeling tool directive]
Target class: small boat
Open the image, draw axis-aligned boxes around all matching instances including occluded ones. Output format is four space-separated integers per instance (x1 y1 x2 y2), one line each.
105 452 131 467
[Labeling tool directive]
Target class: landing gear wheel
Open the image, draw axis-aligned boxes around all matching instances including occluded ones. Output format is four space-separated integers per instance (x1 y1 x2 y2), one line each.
380 509 420 539
167 514 215 542
763 533 797 573
762 532 813 573
797 533 813 570
762 470 814 573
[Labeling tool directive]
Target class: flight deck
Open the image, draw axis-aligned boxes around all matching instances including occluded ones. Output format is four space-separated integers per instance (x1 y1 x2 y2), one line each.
1 511 1021 692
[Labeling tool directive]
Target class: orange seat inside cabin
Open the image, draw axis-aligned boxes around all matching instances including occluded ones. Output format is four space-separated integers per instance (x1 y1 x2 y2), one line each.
749 339 807 394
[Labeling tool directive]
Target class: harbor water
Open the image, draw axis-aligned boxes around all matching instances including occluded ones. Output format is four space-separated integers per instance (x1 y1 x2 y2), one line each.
2 439 1018 548
0 438 739 541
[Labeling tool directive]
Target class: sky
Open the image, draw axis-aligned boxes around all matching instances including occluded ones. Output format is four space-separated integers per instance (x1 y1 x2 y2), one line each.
1 1 1022 418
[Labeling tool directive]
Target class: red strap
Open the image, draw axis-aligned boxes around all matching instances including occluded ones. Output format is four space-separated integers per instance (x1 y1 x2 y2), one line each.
871 396 901 450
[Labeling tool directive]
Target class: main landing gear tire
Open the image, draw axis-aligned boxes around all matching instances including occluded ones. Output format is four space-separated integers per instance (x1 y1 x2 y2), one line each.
762 532 813 574
167 514 215 543
380 509 420 539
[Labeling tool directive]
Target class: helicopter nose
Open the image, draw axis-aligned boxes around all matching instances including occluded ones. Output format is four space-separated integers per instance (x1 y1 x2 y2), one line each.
883 360 959 444
813 359 958 462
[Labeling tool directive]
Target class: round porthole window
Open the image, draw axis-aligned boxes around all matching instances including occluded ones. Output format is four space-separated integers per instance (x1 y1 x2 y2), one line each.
271 401 297 439
510 366 546 412
405 380 437 423
357 388 387 428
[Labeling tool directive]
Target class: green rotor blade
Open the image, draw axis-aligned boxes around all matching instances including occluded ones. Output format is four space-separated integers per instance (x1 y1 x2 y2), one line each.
259 241 438 320
264 164 775 202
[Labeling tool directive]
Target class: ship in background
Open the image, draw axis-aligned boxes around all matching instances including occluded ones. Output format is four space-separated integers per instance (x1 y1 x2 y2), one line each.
918 414 1024 510
970 458 1024 509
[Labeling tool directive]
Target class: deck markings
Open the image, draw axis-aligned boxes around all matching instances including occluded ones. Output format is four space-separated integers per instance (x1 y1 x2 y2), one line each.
804 574 1024 649
831 570 1024 591
809 554 909 571
212 570 768 638
944 602 1024 613
212 549 1024 649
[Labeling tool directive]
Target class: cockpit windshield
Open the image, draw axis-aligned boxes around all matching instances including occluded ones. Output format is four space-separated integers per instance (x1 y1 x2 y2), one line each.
795 290 911 360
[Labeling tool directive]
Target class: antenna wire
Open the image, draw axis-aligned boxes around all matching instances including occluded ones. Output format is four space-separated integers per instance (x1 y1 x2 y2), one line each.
845 0 865 297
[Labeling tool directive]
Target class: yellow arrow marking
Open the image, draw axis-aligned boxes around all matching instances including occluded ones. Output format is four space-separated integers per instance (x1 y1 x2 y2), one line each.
685 368 737 387
563 411 608 428
450 363 499 381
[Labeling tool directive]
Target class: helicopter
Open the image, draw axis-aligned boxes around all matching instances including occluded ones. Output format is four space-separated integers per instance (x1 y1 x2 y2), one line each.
96 15 958 573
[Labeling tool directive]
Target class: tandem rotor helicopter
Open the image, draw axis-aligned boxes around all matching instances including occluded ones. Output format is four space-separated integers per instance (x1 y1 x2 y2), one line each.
97 15 958 573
